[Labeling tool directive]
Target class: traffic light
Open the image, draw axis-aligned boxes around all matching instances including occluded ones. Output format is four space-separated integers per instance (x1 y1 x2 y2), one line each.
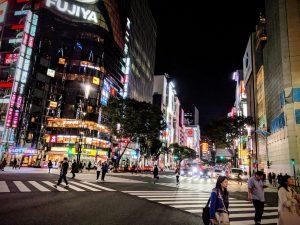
220 156 224 160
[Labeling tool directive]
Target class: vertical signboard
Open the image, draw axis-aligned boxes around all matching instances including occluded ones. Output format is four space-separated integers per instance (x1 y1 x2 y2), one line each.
4 11 38 141
243 35 252 84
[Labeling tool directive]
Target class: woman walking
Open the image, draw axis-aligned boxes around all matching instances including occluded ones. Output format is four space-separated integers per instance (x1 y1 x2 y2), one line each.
210 176 230 225
278 175 300 224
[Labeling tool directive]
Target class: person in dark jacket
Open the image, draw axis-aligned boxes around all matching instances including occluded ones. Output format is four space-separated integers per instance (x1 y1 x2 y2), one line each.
54 157 69 188
101 162 108 181
210 176 229 225
71 160 77 178
153 165 159 184
48 160 53 173
12 158 17 169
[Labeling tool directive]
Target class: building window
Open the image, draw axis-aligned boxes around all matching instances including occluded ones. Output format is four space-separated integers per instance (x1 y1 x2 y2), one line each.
295 109 300 124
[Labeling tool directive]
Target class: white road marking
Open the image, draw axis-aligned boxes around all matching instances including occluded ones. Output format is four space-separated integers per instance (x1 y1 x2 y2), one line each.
28 181 50 192
0 181 10 192
69 181 101 191
42 181 68 192
82 181 115 191
13 181 31 192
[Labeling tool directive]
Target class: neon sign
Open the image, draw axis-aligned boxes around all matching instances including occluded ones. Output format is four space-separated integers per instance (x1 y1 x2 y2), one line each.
46 0 98 24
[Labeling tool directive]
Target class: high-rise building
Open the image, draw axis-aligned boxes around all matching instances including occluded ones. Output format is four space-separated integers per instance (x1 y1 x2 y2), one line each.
184 105 199 126
243 13 267 173
262 0 300 174
123 0 156 103
0 0 126 165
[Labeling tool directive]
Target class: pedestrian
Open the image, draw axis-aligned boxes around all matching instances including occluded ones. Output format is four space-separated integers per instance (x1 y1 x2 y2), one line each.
277 173 283 186
268 172 272 185
278 174 300 224
96 161 101 181
131 164 136 174
48 160 53 173
79 161 83 173
101 162 108 181
272 172 277 187
237 172 243 186
18 159 21 169
248 171 267 225
87 161 92 172
71 159 77 178
54 157 69 188
209 176 230 225
12 158 17 169
0 158 7 171
153 165 159 184
175 166 180 187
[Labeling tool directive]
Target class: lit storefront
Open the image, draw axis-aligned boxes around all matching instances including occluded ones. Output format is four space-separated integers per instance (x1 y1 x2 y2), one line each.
7 147 38 167
43 146 108 167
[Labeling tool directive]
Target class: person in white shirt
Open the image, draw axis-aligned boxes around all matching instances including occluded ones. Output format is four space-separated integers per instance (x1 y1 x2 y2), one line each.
278 174 300 225
96 161 102 182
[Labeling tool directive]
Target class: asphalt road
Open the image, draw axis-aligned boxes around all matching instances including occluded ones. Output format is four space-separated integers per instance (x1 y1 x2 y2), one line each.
0 169 278 225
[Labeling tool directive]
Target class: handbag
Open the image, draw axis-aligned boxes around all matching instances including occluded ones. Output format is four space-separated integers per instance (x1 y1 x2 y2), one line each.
202 197 211 225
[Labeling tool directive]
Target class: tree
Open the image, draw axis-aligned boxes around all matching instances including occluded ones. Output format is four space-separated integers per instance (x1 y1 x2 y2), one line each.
169 143 196 166
203 116 254 148
102 97 166 167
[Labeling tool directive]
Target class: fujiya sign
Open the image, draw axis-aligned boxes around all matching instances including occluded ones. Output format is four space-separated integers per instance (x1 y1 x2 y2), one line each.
46 0 98 24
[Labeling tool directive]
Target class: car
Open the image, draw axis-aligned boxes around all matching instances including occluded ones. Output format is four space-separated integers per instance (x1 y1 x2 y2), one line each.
229 168 244 180
212 169 226 178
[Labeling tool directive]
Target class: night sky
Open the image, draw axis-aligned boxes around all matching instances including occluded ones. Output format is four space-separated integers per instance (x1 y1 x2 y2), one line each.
148 0 265 127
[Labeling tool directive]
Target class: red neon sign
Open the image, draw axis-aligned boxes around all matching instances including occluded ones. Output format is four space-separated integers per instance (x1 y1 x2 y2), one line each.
16 0 31 3
11 24 24 30
0 82 13 88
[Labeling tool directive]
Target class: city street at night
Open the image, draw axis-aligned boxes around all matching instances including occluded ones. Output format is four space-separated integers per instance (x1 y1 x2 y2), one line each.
1 0 300 224
0 169 278 225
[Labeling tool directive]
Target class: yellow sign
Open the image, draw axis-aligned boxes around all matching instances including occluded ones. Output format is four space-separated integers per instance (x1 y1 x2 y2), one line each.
49 101 58 108
92 77 100 85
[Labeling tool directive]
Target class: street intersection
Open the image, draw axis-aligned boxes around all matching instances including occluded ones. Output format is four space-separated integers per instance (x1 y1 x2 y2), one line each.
0 168 278 225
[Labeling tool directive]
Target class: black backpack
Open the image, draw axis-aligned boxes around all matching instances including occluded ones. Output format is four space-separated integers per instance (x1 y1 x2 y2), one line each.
202 197 211 225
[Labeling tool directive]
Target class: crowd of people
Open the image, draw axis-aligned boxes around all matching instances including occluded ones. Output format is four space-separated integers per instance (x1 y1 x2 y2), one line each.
48 158 110 188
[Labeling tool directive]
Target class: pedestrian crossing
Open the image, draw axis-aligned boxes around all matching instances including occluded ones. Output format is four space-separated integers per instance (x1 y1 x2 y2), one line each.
123 190 278 225
0 180 115 193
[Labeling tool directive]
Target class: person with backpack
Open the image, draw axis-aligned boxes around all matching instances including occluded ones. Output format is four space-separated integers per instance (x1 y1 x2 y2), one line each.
207 176 230 225
101 161 108 181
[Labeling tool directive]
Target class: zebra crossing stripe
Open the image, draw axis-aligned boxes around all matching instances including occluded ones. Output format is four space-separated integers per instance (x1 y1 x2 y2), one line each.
28 181 50 192
69 181 101 191
0 181 10 192
147 197 237 201
230 211 278 218
170 203 253 208
230 218 277 225
42 181 68 192
13 181 31 192
67 184 85 192
158 200 247 204
82 181 115 191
